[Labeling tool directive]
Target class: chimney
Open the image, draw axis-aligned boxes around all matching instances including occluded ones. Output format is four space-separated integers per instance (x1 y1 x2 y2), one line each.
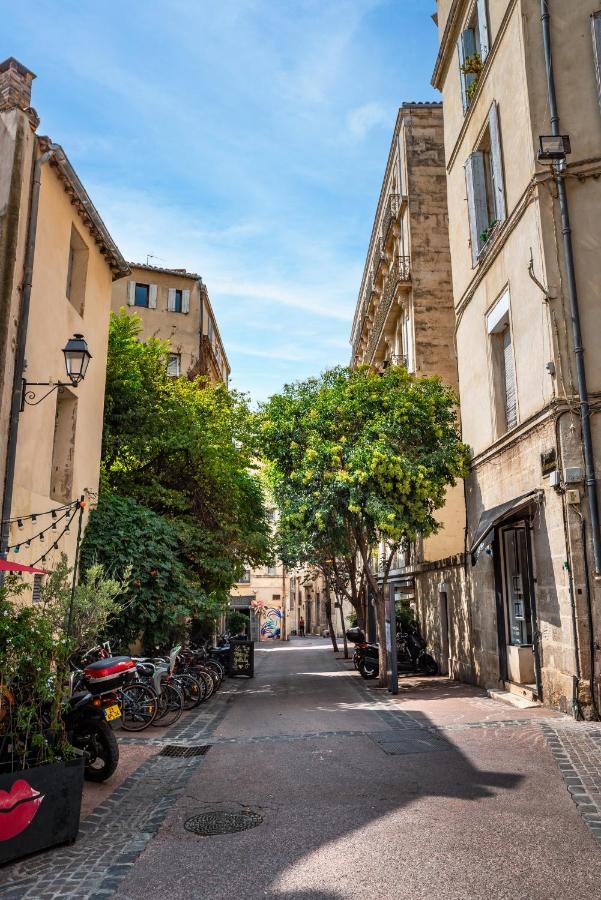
0 57 36 112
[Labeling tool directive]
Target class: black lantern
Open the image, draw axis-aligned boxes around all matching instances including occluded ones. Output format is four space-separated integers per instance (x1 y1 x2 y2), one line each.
62 334 92 386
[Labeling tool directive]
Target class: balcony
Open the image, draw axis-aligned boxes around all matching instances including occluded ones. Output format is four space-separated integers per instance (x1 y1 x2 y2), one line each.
199 334 225 383
382 193 400 244
364 256 411 364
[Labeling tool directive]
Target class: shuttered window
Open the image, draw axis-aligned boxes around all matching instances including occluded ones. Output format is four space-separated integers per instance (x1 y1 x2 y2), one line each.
502 327 518 430
166 353 181 377
457 0 490 112
465 102 506 265
592 12 601 113
32 574 44 604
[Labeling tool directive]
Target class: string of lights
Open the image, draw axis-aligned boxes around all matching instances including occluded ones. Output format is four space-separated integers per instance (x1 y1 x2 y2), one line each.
30 505 80 566
10 508 75 553
1 499 79 528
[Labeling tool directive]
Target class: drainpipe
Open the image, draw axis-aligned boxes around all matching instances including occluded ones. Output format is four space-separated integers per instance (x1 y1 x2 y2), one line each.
540 1 601 577
0 144 56 570
198 278 204 373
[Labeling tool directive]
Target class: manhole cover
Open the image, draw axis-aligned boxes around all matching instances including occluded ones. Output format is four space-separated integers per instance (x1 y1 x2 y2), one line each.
160 744 211 758
184 810 263 835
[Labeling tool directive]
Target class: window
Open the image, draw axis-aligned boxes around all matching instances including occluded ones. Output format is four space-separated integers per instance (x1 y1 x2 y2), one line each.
592 12 601 113
167 353 181 377
50 388 77 503
32 574 44 604
502 526 533 646
135 283 149 307
239 568 251 583
457 0 490 112
267 565 277 576
207 317 214 343
127 282 157 309
465 102 506 265
487 290 517 434
66 225 88 315
402 310 414 373
167 288 190 314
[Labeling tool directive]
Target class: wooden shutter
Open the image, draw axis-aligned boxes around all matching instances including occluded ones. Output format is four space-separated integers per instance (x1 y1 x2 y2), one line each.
503 327 517 429
182 289 190 313
488 102 506 222
592 12 601 114
127 281 135 306
477 0 490 60
167 288 176 312
149 284 158 309
457 29 476 113
465 152 488 265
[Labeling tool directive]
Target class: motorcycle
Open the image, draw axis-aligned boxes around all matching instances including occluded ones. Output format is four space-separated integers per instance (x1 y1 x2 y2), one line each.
65 689 121 782
346 623 438 680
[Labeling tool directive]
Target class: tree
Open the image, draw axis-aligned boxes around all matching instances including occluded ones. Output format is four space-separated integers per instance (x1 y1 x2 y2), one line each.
260 365 469 685
82 311 271 650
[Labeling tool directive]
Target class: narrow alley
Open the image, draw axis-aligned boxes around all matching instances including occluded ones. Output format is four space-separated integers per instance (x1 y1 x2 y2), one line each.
4 638 601 899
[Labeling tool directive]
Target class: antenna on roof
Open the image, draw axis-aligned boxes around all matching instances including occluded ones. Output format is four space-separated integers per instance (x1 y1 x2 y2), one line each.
146 253 166 265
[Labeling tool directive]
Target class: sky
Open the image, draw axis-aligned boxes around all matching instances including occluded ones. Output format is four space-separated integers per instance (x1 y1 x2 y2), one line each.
2 0 439 403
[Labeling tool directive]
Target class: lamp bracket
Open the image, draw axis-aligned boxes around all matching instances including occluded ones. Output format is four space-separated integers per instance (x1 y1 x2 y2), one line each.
20 378 77 410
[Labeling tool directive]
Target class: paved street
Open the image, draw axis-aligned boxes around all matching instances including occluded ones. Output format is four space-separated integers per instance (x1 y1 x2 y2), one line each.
3 637 601 899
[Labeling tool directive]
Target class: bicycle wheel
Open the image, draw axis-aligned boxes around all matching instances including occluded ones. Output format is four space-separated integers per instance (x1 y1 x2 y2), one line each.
152 683 184 727
176 674 204 710
119 683 158 731
193 667 215 700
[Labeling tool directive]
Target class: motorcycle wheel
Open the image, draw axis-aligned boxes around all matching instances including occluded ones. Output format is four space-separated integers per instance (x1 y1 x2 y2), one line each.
75 720 119 782
419 653 439 676
358 658 379 680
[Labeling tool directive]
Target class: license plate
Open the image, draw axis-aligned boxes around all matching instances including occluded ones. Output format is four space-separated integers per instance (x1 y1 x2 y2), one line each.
104 703 121 722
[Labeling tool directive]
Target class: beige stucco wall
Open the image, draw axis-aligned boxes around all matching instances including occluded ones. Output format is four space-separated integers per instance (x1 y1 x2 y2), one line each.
7 158 115 574
435 0 601 711
112 266 230 383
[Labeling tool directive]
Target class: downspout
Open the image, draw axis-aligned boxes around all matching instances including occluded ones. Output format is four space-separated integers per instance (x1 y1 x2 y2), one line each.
540 0 601 577
0 143 56 569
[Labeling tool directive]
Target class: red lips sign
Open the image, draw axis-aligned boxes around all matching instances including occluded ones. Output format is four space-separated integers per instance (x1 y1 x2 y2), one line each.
0 779 44 841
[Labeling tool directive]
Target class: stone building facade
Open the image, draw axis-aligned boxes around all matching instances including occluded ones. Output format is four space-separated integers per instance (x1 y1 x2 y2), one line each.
433 0 601 715
0 58 128 592
112 263 230 384
350 102 468 677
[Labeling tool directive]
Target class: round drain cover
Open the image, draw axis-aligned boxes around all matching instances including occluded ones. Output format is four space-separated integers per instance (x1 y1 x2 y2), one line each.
184 810 263 835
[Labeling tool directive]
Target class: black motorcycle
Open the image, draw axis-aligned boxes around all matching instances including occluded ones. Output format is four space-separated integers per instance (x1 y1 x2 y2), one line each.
64 690 120 782
346 624 438 680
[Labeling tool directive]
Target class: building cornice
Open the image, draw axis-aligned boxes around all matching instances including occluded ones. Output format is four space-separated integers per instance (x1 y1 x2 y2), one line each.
129 262 201 281
431 0 468 90
38 136 129 279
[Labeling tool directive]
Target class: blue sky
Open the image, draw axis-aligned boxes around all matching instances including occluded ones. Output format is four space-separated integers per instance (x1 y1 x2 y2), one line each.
3 1 439 403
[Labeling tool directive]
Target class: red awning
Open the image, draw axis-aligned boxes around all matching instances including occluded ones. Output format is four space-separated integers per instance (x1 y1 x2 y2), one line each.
0 559 48 574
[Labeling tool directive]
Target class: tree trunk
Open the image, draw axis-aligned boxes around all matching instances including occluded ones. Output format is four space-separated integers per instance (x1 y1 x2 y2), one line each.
355 531 388 686
338 599 349 659
324 596 338 653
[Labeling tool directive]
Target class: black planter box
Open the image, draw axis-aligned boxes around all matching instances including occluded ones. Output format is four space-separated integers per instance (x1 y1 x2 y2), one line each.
0 756 84 866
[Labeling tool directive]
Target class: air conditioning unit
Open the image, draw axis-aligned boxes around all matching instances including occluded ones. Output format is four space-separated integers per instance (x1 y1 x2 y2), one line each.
549 470 561 488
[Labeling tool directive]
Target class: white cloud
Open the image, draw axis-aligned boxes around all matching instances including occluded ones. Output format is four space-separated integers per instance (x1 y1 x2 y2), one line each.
347 101 393 140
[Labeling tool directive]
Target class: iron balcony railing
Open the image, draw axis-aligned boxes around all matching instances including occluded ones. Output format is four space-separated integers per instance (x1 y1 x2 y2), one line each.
365 256 411 363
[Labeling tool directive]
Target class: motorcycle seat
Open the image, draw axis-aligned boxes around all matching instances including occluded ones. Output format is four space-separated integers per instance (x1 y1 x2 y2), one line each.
85 655 131 672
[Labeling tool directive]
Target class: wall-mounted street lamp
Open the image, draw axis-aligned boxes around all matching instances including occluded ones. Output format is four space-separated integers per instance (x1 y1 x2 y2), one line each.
21 334 92 409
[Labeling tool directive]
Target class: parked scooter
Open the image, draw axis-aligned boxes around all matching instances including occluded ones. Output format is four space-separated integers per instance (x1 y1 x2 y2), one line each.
346 623 438 679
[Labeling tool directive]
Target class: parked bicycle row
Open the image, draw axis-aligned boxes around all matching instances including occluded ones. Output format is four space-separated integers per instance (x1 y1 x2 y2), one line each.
0 639 236 785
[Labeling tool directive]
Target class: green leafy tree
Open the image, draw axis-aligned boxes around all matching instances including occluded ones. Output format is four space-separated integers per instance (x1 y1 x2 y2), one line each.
83 311 271 649
260 365 469 684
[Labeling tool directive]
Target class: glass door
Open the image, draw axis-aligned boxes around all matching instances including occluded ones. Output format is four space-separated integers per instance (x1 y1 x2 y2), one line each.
502 526 533 646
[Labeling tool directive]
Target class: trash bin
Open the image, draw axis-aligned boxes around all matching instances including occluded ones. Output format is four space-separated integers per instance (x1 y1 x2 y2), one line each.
228 639 255 677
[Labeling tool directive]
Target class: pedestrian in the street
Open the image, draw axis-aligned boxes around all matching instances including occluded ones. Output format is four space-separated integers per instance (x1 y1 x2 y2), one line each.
299 616 305 637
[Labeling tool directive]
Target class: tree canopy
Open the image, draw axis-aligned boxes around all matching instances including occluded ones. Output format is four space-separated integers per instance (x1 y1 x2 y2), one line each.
81 311 271 649
259 364 469 681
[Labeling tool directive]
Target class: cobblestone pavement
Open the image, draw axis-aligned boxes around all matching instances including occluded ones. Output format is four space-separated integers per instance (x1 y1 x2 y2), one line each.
0 681 242 899
2 643 601 899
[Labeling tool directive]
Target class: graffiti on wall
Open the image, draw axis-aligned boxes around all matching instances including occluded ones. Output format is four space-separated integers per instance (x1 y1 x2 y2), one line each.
260 607 282 639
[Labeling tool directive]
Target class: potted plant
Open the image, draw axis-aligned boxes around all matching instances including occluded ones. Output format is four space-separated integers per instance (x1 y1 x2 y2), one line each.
461 52 483 105
0 557 121 866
